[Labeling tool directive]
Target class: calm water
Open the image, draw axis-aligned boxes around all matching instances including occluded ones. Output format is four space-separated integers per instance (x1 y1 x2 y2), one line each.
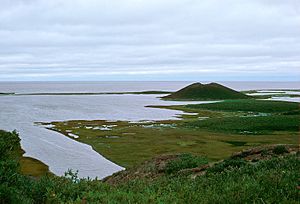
0 81 299 178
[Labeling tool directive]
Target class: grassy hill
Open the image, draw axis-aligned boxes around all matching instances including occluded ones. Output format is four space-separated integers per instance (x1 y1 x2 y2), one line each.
162 82 251 100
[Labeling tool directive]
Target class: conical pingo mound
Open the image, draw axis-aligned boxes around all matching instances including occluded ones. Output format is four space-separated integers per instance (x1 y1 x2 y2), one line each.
162 82 251 100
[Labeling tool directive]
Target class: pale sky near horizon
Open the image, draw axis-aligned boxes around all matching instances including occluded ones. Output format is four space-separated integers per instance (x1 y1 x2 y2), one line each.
0 0 299 81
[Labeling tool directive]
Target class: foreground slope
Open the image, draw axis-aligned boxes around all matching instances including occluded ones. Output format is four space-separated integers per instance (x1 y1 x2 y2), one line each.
162 82 251 100
1 129 299 203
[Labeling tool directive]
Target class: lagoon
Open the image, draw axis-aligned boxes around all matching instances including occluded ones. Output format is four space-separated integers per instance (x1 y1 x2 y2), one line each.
0 93 208 178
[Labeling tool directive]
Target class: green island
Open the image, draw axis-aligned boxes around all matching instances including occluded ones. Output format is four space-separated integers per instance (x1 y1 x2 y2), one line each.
1 83 300 203
162 82 252 100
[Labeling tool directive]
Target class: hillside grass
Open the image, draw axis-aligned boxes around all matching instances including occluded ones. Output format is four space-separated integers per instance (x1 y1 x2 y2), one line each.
1 129 299 203
163 83 251 100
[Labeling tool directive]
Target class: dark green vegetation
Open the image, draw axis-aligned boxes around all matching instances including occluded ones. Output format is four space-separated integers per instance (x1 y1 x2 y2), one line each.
182 100 300 134
186 99 299 113
45 99 299 168
0 130 51 203
0 130 49 178
165 153 208 174
0 130 20 160
186 115 299 134
273 145 289 155
162 82 251 100
1 130 299 203
152 100 300 135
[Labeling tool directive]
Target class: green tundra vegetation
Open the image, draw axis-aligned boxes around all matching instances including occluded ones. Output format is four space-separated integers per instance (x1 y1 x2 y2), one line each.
185 99 299 113
44 99 299 168
1 129 299 203
0 130 49 178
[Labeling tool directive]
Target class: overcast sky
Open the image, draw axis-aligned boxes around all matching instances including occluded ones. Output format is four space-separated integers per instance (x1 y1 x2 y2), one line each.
0 0 299 81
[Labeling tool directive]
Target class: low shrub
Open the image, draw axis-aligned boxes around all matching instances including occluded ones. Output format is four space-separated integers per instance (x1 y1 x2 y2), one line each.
207 158 247 173
165 153 208 174
273 145 289 155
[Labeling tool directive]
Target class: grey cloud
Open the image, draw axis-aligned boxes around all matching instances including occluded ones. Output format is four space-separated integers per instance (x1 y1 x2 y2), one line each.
0 0 299 81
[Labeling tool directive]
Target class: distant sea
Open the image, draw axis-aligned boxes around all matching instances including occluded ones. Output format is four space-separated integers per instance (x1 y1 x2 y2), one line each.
0 81 299 94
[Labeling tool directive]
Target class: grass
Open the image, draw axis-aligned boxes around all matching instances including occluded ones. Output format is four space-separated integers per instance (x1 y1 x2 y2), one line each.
19 157 50 177
47 119 298 168
165 153 208 174
44 99 299 168
1 129 299 203
185 99 299 113
182 100 300 134
186 115 300 134
222 140 247 146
